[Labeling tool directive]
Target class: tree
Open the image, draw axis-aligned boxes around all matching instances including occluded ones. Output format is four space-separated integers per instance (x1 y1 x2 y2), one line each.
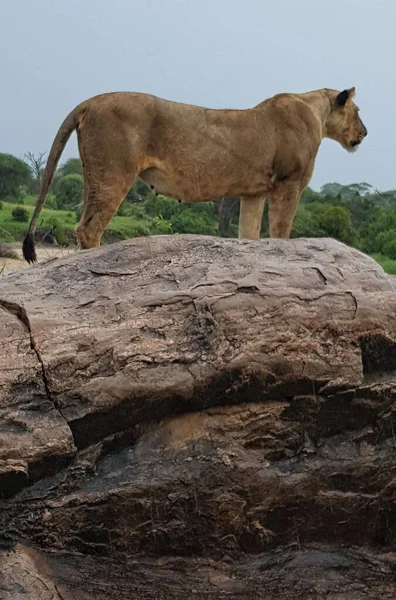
346 182 373 196
24 151 47 195
55 174 83 209
57 158 82 178
360 208 396 254
301 186 322 204
0 153 32 200
292 204 324 237
291 202 358 247
319 182 346 198
215 197 239 237
382 236 396 260
318 205 358 246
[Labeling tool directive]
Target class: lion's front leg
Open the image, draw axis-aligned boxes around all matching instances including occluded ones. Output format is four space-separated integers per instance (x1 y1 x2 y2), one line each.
268 181 305 239
238 196 266 240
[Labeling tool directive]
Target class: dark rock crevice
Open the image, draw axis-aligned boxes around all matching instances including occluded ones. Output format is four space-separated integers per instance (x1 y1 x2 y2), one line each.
0 297 71 432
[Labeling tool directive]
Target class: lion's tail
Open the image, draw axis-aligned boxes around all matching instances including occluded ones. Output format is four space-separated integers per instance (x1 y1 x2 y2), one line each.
22 104 84 264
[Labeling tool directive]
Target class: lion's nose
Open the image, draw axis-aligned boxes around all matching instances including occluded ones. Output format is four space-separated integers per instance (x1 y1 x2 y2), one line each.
363 125 368 137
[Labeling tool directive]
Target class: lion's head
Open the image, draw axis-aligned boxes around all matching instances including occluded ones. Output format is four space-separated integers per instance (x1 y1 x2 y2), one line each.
325 88 367 152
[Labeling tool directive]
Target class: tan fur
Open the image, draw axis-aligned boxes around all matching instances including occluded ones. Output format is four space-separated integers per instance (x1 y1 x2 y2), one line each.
22 87 367 262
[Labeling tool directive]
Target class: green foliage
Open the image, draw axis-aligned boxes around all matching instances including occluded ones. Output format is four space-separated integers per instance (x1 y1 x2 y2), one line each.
319 182 373 199
125 179 153 203
359 207 396 254
371 254 396 275
11 207 29 222
127 204 148 220
0 153 32 200
382 237 396 260
0 201 3 210
115 200 129 217
57 158 82 178
55 174 83 209
152 215 174 234
171 209 217 235
106 214 151 239
292 204 324 237
300 186 322 203
145 195 217 235
318 205 358 246
292 203 358 246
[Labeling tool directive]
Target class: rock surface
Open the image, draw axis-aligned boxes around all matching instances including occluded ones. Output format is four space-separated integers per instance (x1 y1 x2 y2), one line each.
1 234 396 598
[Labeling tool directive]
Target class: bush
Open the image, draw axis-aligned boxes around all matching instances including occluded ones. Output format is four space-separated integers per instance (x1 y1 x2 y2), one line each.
382 238 396 260
0 201 3 210
53 225 67 246
55 174 83 210
171 210 217 235
117 200 129 217
11 207 29 222
0 153 32 200
152 215 174 234
45 194 57 209
144 195 218 236
318 205 358 246
57 158 82 178
128 204 148 220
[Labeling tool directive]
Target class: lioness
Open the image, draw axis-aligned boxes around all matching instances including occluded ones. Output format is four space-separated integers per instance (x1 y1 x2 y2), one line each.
23 87 367 263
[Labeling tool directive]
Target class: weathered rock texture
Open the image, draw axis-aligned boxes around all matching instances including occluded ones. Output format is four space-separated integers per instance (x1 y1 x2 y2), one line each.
1 234 396 598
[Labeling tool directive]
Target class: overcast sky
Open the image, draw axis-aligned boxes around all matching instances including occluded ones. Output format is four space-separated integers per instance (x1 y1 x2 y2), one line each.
1 0 394 191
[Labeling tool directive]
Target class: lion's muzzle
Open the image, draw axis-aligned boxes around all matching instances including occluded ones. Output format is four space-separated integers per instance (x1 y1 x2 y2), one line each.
351 122 367 148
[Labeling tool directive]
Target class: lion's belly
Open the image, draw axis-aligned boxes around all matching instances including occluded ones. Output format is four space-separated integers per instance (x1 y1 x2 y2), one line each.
139 165 270 202
138 167 202 201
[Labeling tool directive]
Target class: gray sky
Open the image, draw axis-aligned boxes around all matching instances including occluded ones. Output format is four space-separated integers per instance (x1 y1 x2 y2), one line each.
1 0 394 191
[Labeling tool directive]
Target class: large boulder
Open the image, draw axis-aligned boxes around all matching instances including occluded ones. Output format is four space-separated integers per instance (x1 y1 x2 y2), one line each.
1 235 396 599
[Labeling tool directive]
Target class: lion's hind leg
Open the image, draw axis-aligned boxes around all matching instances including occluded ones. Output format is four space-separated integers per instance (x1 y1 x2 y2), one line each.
75 172 137 250
75 107 141 250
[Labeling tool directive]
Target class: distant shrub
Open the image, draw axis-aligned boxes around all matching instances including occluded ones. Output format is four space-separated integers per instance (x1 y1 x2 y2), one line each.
11 207 29 222
55 174 83 209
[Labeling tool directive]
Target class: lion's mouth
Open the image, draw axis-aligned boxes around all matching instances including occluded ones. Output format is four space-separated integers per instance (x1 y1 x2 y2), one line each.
350 131 367 148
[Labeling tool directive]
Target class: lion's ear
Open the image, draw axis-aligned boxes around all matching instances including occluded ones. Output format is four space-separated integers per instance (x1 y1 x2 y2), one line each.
336 87 356 107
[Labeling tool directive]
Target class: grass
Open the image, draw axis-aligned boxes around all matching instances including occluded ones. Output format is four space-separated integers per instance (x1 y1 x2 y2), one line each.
23 194 44 206
0 200 154 243
0 201 77 242
371 253 396 275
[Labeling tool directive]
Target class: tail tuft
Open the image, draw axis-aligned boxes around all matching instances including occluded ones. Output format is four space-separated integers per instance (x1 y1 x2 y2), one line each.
22 233 37 264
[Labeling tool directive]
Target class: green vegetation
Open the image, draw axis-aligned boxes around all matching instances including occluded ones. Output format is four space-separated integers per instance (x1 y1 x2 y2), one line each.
55 174 83 209
371 254 396 275
0 153 32 200
1 153 396 275
11 207 29 222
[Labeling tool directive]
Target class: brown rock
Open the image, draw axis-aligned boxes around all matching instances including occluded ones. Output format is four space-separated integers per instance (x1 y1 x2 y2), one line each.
1 235 396 598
